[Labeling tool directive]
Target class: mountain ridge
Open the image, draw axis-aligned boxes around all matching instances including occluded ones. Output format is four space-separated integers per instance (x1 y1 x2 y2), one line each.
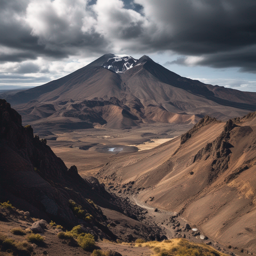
1 54 256 130
96 110 256 253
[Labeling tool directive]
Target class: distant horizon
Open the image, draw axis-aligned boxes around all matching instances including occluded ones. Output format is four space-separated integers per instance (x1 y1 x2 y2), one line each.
1 52 255 93
1 1 256 92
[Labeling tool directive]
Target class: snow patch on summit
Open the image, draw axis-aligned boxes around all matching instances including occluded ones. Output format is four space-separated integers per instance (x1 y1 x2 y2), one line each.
103 55 138 73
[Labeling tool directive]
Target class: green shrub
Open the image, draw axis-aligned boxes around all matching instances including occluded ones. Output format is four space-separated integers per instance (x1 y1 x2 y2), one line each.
0 201 15 210
1 238 16 251
0 234 33 255
26 234 45 245
11 228 26 236
85 214 93 222
69 200 87 220
50 220 56 227
58 225 95 251
15 241 34 254
56 225 64 230
70 225 85 237
135 238 146 243
57 232 73 240
77 233 95 251
69 200 95 221
91 249 105 256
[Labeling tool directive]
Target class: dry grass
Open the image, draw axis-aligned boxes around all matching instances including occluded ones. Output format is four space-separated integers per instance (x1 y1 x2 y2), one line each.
58 225 95 251
0 201 15 210
77 233 95 251
0 233 33 255
58 232 74 240
135 238 146 244
11 227 26 236
135 239 227 256
91 249 121 256
26 233 45 246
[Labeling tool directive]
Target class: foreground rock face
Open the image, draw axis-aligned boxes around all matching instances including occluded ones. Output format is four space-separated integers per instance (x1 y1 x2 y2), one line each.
0 99 167 242
98 112 256 253
0 99 116 239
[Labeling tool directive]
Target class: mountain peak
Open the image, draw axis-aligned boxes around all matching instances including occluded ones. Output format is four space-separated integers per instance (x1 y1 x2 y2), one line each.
102 55 138 73
138 55 153 63
101 54 154 74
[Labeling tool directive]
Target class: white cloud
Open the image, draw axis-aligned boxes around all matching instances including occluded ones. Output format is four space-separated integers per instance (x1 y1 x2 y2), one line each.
25 0 104 54
191 77 256 92
184 56 204 66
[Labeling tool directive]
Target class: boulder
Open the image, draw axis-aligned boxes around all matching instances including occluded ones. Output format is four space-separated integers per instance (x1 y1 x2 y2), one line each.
30 219 48 233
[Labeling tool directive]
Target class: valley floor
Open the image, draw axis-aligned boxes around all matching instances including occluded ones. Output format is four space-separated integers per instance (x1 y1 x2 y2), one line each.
47 123 188 176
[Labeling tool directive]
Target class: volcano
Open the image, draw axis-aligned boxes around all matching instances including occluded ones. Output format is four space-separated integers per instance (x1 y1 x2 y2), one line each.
2 54 256 130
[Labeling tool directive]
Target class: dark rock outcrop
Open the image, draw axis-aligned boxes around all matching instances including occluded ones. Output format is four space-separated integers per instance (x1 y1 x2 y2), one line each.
181 115 218 145
0 99 117 239
192 119 237 184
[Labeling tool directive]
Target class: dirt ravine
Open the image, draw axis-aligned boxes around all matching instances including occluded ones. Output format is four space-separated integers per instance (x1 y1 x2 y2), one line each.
118 193 245 256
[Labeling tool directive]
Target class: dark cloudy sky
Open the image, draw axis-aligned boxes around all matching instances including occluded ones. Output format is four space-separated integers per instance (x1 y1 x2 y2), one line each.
1 0 256 91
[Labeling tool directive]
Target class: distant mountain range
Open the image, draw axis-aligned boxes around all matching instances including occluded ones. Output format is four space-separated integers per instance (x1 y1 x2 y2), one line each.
2 54 256 130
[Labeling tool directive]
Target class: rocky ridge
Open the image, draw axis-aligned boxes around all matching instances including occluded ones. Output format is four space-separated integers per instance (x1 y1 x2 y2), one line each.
0 99 165 242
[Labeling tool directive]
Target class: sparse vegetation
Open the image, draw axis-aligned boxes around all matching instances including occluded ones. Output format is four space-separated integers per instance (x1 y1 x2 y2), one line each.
11 228 26 236
87 199 99 209
69 200 94 222
91 249 105 256
139 239 223 256
26 233 45 245
0 201 15 210
91 249 121 256
85 215 93 221
69 225 85 237
1 238 17 251
57 225 95 251
15 241 34 254
77 233 95 251
50 220 56 227
135 238 146 244
0 233 33 255
71 225 95 251
50 221 64 230
56 225 64 230
58 232 73 240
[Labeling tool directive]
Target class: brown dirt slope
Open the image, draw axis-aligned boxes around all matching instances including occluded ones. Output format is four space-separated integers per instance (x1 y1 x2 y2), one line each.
2 54 255 131
97 112 256 253
0 98 123 240
0 99 170 244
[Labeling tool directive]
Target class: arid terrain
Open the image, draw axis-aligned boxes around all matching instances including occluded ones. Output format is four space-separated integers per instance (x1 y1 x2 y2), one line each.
97 113 256 255
0 99 236 256
1 54 256 256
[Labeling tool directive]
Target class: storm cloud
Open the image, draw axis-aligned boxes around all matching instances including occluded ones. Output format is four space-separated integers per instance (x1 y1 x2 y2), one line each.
0 0 256 87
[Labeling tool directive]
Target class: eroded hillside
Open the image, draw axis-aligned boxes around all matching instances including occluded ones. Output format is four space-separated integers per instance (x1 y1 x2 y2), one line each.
97 112 256 253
